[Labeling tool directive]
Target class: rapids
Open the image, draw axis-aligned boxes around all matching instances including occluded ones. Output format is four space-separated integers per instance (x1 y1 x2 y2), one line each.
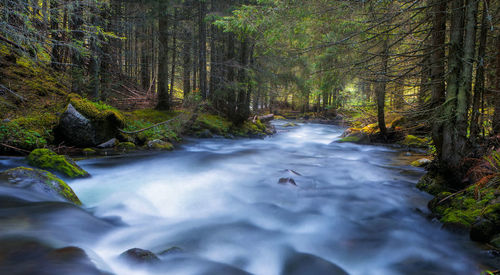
0 121 495 274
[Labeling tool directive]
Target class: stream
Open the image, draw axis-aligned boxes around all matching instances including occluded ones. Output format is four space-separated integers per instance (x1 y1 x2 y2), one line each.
0 121 496 274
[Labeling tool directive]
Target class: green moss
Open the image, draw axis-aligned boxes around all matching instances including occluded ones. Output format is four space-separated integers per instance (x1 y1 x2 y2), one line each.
195 113 232 135
82 148 96 155
117 142 136 150
283 122 298 127
338 136 362 143
416 173 447 196
274 115 286 120
2 167 81 205
148 140 174 150
68 94 125 127
27 149 89 178
398 134 429 148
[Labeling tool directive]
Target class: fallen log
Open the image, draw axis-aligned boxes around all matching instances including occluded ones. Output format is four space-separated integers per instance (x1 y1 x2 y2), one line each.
258 114 274 123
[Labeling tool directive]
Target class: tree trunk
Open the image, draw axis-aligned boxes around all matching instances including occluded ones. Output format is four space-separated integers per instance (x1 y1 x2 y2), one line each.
376 38 389 137
157 2 170 110
70 0 84 94
429 0 447 160
440 0 465 174
169 7 178 103
493 36 500 134
198 0 207 99
470 0 488 140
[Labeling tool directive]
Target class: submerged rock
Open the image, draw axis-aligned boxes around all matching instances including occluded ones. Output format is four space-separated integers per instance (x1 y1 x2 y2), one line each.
119 248 160 264
0 167 81 205
281 252 348 275
27 148 89 178
278 177 297 186
158 246 183 256
0 237 109 275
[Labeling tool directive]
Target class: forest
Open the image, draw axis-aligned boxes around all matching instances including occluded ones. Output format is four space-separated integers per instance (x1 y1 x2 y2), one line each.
1 0 500 274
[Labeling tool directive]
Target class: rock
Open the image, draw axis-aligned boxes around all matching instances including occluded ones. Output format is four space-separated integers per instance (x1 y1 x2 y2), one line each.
337 131 370 144
283 122 298 127
119 248 160 264
2 118 10 123
147 139 174 151
198 129 213 138
117 142 136 150
410 158 432 167
158 246 183 256
282 252 348 275
56 103 96 147
278 177 297 186
416 172 447 196
27 149 89 178
0 238 108 275
0 167 81 205
56 97 125 147
83 148 97 156
490 234 500 248
471 219 496 242
97 138 118 149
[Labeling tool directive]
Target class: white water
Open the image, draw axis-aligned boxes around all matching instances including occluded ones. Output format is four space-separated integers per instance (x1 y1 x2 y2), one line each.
69 121 483 275
0 121 489 274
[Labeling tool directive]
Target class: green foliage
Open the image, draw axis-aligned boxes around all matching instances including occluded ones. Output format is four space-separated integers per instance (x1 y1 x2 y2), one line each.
0 121 47 151
27 149 89 178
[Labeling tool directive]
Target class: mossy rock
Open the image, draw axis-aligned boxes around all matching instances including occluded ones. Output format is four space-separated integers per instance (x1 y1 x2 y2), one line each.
82 148 97 155
274 115 286 120
416 172 447 196
27 149 89 178
410 158 432 167
117 142 136 150
0 167 81 205
147 139 174 151
337 131 370 144
283 122 298 127
398 135 429 149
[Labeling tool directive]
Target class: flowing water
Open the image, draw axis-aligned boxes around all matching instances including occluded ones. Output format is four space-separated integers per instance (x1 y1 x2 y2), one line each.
0 121 496 275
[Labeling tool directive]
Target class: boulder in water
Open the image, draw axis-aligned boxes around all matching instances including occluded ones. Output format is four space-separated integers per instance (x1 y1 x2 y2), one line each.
281 252 348 275
119 248 160 264
147 139 174 150
278 177 297 186
0 237 109 275
27 148 89 178
0 167 81 205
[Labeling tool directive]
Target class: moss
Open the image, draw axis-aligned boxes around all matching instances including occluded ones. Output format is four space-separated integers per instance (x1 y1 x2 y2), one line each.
338 136 362 143
2 167 81 205
283 122 298 127
117 142 136 150
274 115 286 120
148 140 174 151
398 134 429 148
416 173 447 196
82 148 96 156
27 149 89 178
195 113 232 135
68 94 125 127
